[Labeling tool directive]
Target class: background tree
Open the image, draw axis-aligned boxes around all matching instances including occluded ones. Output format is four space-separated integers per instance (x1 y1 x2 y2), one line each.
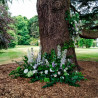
78 38 94 48
0 4 13 49
14 15 30 45
28 15 39 38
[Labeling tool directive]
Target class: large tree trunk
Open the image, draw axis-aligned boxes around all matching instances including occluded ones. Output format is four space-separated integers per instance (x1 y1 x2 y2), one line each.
37 0 80 70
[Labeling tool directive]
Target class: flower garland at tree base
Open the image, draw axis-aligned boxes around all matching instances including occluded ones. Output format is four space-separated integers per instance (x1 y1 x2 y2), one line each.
9 43 86 88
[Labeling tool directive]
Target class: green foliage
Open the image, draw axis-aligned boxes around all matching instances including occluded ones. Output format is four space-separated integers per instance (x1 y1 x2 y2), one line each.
62 40 75 50
7 28 18 48
44 78 50 82
30 38 39 46
9 66 24 78
9 45 85 88
14 15 30 45
78 38 94 48
28 15 39 38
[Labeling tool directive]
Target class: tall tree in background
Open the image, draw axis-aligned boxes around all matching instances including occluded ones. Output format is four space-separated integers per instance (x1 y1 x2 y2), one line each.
0 4 13 49
37 0 98 70
14 15 30 45
28 15 39 38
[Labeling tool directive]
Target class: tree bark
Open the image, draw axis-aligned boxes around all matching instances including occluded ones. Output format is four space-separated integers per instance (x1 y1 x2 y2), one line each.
37 0 80 70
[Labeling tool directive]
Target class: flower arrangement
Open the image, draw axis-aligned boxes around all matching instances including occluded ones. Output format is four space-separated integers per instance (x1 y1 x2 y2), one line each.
9 45 85 88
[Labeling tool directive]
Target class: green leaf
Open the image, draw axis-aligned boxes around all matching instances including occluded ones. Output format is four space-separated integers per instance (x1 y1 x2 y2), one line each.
44 78 50 82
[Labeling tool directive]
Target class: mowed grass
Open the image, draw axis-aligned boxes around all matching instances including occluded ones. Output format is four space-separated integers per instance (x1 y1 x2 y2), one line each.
76 48 98 62
0 45 98 65
0 45 39 65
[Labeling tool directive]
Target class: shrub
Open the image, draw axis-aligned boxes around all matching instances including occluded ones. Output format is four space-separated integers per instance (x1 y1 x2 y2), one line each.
9 45 85 88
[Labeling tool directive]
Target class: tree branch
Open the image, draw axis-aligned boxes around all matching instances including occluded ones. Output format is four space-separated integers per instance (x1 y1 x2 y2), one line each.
79 29 98 39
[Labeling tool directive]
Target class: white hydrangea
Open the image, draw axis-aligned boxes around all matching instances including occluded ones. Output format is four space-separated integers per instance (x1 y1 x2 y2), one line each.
45 70 48 74
58 71 61 75
60 49 67 68
54 74 57 77
57 45 61 58
24 69 28 74
32 70 37 74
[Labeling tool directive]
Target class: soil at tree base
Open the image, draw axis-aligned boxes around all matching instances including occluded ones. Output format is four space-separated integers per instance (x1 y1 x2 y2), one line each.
0 61 98 98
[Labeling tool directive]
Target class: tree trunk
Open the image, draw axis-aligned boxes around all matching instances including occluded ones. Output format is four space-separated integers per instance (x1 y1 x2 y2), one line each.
37 0 80 70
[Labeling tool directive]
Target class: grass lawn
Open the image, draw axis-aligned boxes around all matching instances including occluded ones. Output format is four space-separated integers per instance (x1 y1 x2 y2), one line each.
0 45 98 65
0 45 39 65
76 48 98 62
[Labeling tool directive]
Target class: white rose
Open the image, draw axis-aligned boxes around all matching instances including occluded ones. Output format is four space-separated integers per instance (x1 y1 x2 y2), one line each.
24 69 28 74
45 70 48 74
58 71 61 75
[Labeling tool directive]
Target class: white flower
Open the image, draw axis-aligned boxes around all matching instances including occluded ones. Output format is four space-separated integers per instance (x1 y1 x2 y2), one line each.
60 76 64 79
27 48 34 64
60 49 67 68
62 76 64 79
54 74 57 77
24 69 28 74
50 69 54 72
45 70 48 74
64 68 68 72
37 46 42 65
64 69 67 72
33 64 38 69
57 45 61 58
40 71 43 74
45 59 49 66
32 70 37 74
58 71 61 75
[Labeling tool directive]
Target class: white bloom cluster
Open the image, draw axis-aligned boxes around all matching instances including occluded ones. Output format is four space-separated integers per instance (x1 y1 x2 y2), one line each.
57 45 61 58
37 46 42 65
60 49 67 68
24 69 28 74
27 48 34 64
45 59 49 66
32 70 37 74
45 70 48 74
33 64 38 69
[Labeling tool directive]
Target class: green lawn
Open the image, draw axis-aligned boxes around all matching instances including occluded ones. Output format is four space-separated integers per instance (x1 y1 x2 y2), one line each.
0 46 98 65
76 48 98 62
0 45 39 65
